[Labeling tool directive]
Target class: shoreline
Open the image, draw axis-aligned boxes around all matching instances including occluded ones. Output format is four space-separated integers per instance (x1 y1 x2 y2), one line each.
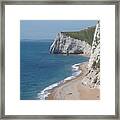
43 22 100 100
47 62 100 100
37 62 83 100
37 61 100 100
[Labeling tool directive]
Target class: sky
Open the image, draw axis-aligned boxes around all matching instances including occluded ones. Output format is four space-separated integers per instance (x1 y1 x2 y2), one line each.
20 20 97 41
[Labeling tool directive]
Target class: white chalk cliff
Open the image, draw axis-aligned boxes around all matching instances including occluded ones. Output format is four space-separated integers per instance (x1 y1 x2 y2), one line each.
82 21 100 88
49 28 94 57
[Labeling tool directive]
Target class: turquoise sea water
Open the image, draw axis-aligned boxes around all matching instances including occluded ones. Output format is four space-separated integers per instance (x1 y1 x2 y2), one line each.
20 40 89 100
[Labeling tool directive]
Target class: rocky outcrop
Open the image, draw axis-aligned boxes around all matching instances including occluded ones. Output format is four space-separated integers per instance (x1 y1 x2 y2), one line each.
82 21 100 88
50 27 95 57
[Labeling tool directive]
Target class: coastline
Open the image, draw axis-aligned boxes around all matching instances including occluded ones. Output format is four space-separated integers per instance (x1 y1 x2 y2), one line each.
37 22 100 100
37 61 84 100
47 62 100 100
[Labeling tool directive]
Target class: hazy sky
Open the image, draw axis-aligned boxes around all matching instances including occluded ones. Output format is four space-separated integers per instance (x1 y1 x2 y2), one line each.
20 20 97 41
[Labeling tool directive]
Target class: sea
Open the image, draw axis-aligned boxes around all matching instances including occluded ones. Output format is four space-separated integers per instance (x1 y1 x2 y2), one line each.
20 40 89 100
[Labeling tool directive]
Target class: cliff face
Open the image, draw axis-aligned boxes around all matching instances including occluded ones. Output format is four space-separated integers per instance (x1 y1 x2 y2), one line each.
50 23 100 88
82 22 100 88
50 27 95 57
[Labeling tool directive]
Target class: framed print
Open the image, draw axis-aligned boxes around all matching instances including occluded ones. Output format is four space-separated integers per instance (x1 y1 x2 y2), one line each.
0 0 119 119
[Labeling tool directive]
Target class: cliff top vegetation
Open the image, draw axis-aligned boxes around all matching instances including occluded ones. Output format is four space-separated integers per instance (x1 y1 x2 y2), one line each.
62 26 95 46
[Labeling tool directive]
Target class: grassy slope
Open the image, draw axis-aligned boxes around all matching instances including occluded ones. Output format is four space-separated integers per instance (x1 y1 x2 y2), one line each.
62 26 95 46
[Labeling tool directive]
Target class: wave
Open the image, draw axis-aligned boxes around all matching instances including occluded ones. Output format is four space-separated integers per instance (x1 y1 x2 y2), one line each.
37 63 82 100
37 82 63 100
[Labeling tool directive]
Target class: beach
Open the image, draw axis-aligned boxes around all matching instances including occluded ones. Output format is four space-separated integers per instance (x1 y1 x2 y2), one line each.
47 62 100 100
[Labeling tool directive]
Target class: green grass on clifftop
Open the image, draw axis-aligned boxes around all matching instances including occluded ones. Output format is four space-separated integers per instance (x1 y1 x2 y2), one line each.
63 26 95 46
